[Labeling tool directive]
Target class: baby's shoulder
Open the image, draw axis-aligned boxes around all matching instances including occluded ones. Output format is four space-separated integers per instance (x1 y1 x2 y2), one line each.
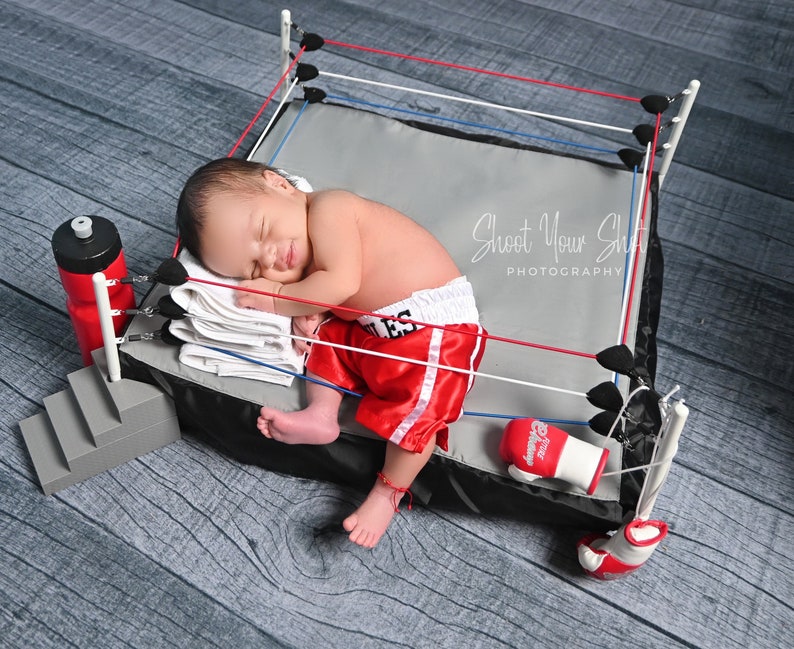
309 188 358 203
307 189 362 220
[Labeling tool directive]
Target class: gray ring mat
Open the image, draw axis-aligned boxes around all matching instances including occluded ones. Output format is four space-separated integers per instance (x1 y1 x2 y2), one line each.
123 102 649 502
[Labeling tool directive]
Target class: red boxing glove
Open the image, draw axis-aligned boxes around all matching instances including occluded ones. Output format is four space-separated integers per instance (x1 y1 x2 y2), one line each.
577 518 669 580
499 418 609 495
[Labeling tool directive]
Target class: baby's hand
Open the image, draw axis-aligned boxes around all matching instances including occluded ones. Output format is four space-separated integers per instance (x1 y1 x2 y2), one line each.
292 313 324 353
236 278 282 312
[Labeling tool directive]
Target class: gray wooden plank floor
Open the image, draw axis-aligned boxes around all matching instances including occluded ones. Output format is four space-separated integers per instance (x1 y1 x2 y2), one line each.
1 1 792 647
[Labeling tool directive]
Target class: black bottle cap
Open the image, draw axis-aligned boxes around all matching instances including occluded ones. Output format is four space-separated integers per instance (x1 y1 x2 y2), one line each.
52 215 123 274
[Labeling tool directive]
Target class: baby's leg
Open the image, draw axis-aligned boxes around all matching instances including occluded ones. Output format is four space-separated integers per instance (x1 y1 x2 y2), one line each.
258 373 342 445
343 434 436 548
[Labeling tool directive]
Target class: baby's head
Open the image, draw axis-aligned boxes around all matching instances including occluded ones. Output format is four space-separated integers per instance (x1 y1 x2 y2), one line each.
177 158 287 260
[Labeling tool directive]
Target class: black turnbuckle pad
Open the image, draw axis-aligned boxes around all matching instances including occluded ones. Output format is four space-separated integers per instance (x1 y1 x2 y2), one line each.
640 94 672 114
617 148 645 170
596 344 636 375
299 32 325 51
632 124 656 147
120 257 188 285
159 320 183 347
157 294 188 320
303 87 327 104
588 411 631 447
586 381 625 413
153 257 188 286
633 119 676 147
640 89 686 115
295 62 319 82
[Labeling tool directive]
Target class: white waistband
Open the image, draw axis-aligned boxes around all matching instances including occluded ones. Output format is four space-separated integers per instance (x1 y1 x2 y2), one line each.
357 277 479 339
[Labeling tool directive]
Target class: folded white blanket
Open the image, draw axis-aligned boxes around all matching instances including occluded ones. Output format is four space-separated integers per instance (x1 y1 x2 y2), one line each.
178 343 302 384
169 251 305 387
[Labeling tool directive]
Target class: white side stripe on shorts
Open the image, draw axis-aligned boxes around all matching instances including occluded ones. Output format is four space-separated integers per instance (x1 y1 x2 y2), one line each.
389 326 444 447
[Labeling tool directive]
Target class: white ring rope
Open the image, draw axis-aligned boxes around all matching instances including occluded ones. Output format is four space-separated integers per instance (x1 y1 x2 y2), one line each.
318 70 633 134
600 453 676 477
247 76 302 158
278 330 589 398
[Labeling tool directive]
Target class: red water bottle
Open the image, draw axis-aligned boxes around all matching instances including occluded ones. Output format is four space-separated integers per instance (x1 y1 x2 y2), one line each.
51 216 136 365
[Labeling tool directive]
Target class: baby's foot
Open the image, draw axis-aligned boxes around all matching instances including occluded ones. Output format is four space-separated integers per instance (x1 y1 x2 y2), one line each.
342 480 403 548
257 406 340 445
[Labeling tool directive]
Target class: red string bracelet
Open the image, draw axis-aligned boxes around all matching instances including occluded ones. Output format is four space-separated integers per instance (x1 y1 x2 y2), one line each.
377 472 413 513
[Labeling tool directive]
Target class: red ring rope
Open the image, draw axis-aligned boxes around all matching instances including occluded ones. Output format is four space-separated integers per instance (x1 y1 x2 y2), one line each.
185 275 597 359
324 39 641 103
226 46 307 158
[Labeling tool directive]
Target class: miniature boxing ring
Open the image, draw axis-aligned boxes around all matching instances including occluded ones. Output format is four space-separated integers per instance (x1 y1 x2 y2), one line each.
104 11 695 577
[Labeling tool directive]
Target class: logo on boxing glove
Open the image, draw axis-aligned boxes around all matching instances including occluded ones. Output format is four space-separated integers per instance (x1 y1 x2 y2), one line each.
523 419 550 466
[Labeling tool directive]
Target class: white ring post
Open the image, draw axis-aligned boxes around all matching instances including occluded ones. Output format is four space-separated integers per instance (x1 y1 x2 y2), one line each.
657 79 700 187
92 272 122 382
280 9 292 103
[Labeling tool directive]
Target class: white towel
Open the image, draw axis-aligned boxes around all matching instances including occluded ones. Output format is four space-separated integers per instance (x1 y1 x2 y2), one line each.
169 251 305 387
178 343 301 385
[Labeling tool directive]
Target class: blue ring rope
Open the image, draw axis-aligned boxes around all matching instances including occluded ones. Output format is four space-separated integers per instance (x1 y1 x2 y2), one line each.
267 100 310 165
206 345 363 397
325 93 619 155
614 164 639 389
205 345 589 427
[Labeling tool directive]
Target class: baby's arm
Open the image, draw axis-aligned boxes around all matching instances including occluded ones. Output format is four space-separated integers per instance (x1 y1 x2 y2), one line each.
238 191 363 316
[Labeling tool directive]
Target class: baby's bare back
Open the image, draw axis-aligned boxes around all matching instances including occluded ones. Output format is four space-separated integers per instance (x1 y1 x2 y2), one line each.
336 192 461 315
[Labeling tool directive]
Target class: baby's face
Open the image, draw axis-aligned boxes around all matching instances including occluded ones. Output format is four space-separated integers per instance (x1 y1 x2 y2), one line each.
200 175 310 284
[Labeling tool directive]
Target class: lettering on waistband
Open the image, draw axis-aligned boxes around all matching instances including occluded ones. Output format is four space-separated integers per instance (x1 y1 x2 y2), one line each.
360 308 419 339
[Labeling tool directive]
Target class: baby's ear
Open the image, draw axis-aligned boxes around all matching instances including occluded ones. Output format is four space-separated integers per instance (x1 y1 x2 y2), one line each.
262 169 293 191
